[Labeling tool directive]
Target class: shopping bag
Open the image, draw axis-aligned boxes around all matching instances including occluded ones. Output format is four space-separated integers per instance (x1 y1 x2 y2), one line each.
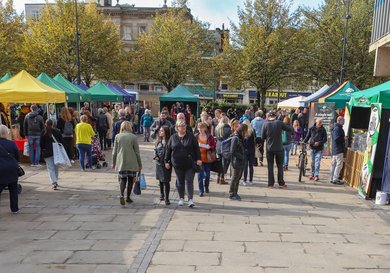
133 175 141 195
140 173 147 190
52 136 71 167
210 158 223 173
23 141 29 156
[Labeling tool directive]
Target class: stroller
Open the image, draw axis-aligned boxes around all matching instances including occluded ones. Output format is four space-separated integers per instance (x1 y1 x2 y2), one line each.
86 136 108 169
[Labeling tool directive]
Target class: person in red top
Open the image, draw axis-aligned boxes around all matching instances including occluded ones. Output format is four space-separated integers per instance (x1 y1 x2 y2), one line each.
195 122 216 196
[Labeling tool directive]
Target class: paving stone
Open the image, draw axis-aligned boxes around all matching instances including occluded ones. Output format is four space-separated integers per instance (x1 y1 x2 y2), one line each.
24 240 95 251
51 231 91 240
259 224 317 233
21 250 73 264
146 265 195 273
91 240 145 251
156 240 185 252
249 216 302 225
280 233 347 243
69 215 116 222
197 223 259 232
93 264 129 273
151 252 220 266
79 222 131 231
86 231 148 240
34 221 83 230
67 251 137 265
162 231 214 241
184 241 245 252
213 231 281 242
33 215 73 222
195 266 264 273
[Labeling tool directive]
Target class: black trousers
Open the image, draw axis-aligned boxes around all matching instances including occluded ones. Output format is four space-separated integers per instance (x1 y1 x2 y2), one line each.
62 137 74 160
174 167 195 200
266 150 285 186
0 182 19 212
119 175 135 198
159 181 170 200
98 130 107 150
229 166 243 197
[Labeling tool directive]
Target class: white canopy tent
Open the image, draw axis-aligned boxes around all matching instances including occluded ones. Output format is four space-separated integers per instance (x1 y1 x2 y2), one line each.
277 96 306 109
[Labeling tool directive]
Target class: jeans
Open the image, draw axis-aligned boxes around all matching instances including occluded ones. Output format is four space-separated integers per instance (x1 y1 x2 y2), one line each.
28 135 40 165
330 153 344 181
0 182 19 212
174 167 195 200
243 152 255 182
310 149 323 177
266 150 285 186
197 163 211 194
144 126 151 141
291 141 299 155
229 166 243 197
44 156 59 184
77 144 92 170
283 143 292 167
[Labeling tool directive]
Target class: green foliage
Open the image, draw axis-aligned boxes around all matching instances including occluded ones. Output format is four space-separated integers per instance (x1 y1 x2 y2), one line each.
21 0 124 86
0 0 25 75
133 9 215 91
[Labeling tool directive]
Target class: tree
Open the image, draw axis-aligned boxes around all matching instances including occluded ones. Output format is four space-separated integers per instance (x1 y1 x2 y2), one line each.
300 0 384 88
21 0 123 86
133 9 214 91
226 0 301 109
0 0 25 75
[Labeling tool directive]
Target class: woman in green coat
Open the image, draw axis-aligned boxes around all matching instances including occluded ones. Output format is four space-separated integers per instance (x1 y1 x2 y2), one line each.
112 121 142 205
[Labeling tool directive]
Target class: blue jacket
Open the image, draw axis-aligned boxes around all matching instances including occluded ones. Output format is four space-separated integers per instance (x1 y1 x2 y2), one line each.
251 117 264 139
331 123 345 155
239 114 249 124
141 114 154 127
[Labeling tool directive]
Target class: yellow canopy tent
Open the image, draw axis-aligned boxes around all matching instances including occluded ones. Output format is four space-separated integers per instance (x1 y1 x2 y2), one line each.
0 70 66 103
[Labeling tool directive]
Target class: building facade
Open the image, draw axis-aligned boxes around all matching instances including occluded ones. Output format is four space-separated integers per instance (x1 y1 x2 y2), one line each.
369 0 390 76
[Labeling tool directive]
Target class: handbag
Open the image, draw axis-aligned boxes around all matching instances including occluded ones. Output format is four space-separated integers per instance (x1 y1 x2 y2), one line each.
206 150 217 163
52 135 71 167
188 155 202 173
23 141 29 156
140 173 147 190
210 158 223 173
133 174 141 195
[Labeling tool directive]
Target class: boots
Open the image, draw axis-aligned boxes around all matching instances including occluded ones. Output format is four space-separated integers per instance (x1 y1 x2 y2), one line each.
217 176 221 184
159 182 165 201
219 177 228 185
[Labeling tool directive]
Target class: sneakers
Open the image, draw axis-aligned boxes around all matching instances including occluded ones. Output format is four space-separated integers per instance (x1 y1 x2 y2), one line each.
178 198 184 206
247 181 254 186
309 176 315 180
229 195 241 201
279 184 288 189
11 210 20 214
126 197 133 203
188 199 195 207
52 183 58 190
314 176 319 181
199 192 204 197
240 181 247 186
120 196 125 206
333 180 344 185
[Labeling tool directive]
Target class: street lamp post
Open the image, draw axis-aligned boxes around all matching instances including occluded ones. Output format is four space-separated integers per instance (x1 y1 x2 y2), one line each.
75 0 81 85
339 0 351 84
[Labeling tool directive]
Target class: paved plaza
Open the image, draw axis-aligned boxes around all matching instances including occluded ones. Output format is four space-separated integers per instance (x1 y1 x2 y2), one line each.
0 137 390 273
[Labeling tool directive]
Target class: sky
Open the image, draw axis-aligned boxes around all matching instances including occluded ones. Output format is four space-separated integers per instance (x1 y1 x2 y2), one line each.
15 0 324 28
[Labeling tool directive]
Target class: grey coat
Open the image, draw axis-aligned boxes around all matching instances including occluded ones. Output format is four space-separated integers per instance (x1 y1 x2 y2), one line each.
112 132 142 172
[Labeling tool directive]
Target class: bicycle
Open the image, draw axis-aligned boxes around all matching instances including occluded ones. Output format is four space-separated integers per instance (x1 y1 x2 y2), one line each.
298 143 307 182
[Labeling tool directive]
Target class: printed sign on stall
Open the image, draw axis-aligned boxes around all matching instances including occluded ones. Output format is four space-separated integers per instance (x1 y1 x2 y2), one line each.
359 103 382 198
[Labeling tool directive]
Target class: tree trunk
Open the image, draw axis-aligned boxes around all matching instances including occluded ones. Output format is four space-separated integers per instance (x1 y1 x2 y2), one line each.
260 88 267 111
256 90 261 108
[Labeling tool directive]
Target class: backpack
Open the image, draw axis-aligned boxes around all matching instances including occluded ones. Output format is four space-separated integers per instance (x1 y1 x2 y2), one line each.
221 136 233 159
63 121 73 136
28 115 41 133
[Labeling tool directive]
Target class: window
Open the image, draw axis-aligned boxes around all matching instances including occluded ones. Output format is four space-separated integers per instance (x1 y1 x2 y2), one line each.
154 86 163 92
138 25 147 35
123 25 132 40
140 84 149 91
221 83 228 90
32 10 40 19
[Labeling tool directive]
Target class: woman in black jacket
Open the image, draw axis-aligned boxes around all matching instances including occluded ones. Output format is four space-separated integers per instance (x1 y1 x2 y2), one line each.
154 125 172 205
0 125 20 213
41 119 63 190
242 120 256 185
165 120 201 207
229 123 248 201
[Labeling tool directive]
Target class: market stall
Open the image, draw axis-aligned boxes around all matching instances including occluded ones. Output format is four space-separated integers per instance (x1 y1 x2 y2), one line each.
53 74 91 102
344 84 390 198
86 81 123 102
0 73 12 83
319 81 360 109
159 87 199 117
277 96 306 109
106 83 135 104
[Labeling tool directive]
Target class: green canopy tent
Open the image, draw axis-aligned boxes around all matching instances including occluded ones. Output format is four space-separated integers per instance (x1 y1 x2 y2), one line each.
175 85 214 100
160 86 199 116
319 81 360 109
349 81 390 109
53 74 91 102
86 81 123 102
37 72 81 103
0 73 12 83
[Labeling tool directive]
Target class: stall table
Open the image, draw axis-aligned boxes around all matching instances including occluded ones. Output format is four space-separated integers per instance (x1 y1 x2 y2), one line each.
343 148 364 189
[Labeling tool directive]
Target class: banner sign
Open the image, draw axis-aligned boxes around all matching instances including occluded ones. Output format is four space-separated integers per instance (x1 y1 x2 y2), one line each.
359 103 382 198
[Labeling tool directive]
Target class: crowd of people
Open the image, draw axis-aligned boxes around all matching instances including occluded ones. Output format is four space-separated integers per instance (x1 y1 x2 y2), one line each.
0 100 348 213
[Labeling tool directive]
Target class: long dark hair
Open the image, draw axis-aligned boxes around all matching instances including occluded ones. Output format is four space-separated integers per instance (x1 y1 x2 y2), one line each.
44 119 53 136
236 123 248 138
156 125 170 145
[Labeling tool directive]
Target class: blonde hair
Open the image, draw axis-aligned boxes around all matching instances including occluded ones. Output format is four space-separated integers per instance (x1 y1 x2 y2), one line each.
60 107 72 122
80 115 88 123
293 120 300 128
175 120 186 132
215 116 229 138
243 119 253 135
197 122 208 132
283 116 291 124
120 121 133 133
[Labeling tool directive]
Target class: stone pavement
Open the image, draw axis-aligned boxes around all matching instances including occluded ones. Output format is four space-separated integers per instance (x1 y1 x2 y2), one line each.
0 136 389 273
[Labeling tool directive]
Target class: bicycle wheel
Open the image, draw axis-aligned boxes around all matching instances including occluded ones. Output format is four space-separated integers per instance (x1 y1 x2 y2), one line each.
298 155 305 182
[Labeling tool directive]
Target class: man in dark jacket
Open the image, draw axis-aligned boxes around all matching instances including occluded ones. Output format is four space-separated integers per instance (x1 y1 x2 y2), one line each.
170 112 192 136
304 118 328 181
112 109 126 142
330 116 345 185
23 104 44 166
262 111 293 188
152 111 172 139
96 108 109 150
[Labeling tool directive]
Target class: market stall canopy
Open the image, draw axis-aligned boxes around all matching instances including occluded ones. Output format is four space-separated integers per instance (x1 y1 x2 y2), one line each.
37 72 80 103
319 81 360 109
53 74 91 101
106 83 134 104
159 87 199 102
175 85 214 99
277 96 306 109
77 82 89 91
301 83 340 106
86 81 123 102
349 80 390 109
0 73 12 83
0 70 66 103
